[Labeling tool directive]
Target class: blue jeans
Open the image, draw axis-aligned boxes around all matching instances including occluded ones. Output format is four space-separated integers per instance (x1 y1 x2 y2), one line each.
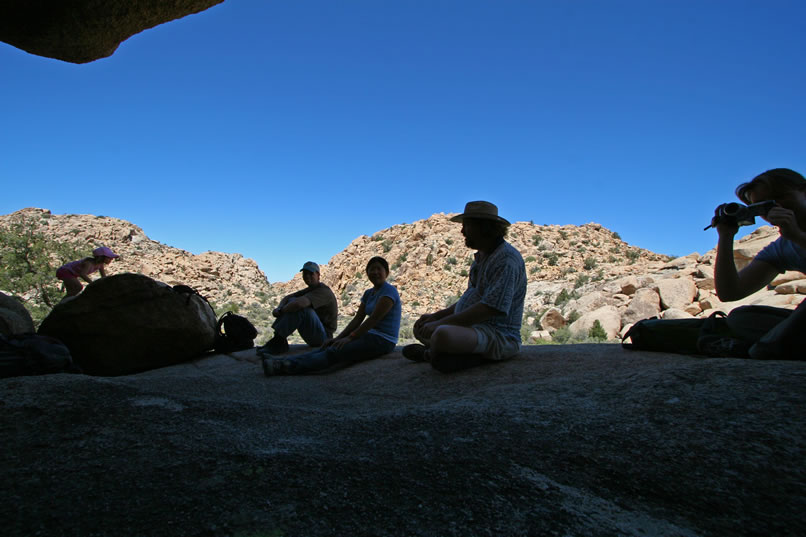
272 309 329 346
279 333 395 374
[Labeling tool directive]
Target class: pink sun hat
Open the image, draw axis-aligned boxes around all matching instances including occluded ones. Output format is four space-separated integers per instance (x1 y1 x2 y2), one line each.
92 246 120 259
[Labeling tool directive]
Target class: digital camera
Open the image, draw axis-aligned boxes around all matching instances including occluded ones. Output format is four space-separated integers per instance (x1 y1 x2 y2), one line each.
704 200 775 230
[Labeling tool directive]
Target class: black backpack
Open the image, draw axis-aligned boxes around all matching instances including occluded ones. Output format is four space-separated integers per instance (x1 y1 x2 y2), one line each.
214 311 258 353
0 333 78 378
622 306 793 357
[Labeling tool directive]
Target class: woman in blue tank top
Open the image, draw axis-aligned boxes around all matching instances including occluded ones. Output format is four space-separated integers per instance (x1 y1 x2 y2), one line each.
260 256 401 375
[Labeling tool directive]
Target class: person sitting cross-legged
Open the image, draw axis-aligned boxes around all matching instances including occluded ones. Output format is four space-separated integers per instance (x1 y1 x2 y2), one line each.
258 261 338 355
403 200 527 373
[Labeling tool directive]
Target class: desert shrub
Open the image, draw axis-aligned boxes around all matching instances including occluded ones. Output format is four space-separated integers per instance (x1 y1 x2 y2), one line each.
525 256 536 263
426 253 434 266
554 288 574 306
545 253 559 266
574 274 589 289
445 238 454 245
588 320 608 341
566 310 581 323
532 234 542 246
583 257 597 270
0 214 84 325
552 326 572 344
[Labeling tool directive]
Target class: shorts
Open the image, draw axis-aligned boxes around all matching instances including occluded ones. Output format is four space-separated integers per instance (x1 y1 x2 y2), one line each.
56 267 77 281
471 324 521 361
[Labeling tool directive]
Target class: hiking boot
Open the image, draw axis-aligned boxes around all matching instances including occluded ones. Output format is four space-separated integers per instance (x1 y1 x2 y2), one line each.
260 335 289 355
262 357 290 377
697 336 751 358
402 344 429 362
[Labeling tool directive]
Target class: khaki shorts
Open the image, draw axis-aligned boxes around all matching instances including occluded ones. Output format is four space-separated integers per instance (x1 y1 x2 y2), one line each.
472 324 520 361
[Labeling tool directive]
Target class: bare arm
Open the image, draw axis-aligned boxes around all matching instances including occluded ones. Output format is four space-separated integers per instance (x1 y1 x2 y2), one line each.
714 223 779 301
273 294 312 317
75 259 95 284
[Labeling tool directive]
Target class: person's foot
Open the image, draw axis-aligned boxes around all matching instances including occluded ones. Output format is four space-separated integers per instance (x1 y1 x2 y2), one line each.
402 344 429 362
260 335 289 355
262 357 291 376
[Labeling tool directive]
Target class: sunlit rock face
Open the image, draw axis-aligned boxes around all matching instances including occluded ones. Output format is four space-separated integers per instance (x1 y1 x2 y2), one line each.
0 0 225 63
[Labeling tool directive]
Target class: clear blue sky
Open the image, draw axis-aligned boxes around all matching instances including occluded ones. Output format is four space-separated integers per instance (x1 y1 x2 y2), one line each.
2 1 805 282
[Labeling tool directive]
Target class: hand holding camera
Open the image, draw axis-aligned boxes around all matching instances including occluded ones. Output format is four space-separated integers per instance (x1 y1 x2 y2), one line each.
704 200 776 231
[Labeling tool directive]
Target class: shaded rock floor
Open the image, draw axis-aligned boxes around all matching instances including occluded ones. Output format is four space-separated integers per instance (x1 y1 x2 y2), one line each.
2 344 805 536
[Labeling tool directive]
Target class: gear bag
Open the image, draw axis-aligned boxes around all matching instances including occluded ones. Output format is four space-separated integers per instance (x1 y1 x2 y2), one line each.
622 305 793 358
214 311 258 353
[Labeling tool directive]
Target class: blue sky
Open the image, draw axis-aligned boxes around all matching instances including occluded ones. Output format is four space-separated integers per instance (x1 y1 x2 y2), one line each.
2 1 805 282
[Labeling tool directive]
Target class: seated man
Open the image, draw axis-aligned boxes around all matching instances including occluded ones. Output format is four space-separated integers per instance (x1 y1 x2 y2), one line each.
403 201 527 372
260 261 338 354
713 168 806 359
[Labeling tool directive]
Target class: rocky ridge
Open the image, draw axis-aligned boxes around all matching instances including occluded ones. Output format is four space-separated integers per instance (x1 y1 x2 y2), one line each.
3 208 804 343
0 208 278 318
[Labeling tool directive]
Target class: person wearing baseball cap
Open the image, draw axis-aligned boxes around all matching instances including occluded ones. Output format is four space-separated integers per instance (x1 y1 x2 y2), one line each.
403 200 527 372
56 245 120 297
258 261 339 354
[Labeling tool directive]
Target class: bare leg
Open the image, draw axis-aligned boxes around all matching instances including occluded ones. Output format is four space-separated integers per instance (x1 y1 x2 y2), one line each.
63 277 83 297
430 325 479 354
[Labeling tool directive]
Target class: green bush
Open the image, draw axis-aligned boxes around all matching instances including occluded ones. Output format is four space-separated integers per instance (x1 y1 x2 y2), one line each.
574 274 589 289
554 288 574 306
583 257 597 270
0 214 84 325
552 326 572 344
588 320 608 341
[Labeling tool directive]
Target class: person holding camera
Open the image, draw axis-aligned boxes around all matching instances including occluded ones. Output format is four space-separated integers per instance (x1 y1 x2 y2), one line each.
713 168 806 359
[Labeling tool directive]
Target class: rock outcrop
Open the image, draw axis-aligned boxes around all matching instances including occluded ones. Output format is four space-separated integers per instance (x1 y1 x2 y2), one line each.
0 292 35 336
0 208 277 327
38 273 217 375
3 208 804 345
0 0 225 63
1 345 804 536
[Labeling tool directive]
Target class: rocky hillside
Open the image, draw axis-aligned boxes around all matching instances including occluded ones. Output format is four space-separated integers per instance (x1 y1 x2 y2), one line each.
0 208 279 318
4 208 804 344
274 213 672 316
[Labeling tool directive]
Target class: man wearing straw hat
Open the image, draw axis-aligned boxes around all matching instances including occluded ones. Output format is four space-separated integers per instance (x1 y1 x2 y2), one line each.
403 200 526 372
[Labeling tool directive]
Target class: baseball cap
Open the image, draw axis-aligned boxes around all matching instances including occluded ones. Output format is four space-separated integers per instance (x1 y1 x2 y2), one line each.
93 246 119 259
300 261 320 273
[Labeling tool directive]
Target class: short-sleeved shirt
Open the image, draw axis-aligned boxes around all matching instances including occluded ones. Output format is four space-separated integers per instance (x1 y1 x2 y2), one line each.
56 258 103 279
455 240 527 345
361 282 401 344
755 236 806 274
289 283 339 335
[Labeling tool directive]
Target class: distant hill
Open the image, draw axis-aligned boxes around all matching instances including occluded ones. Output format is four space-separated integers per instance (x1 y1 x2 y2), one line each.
5 208 801 344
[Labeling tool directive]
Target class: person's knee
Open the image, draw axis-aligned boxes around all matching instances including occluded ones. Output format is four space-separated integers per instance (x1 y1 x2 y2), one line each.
431 326 475 353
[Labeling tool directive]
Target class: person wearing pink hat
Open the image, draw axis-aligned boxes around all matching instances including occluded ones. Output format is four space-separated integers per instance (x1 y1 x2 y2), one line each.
55 246 120 297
